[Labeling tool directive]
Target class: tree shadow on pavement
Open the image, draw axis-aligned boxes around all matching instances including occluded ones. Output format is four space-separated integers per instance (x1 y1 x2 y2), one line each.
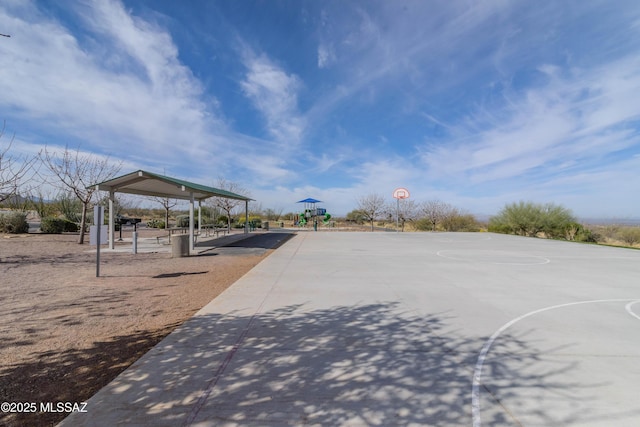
51 302 636 427
0 324 181 427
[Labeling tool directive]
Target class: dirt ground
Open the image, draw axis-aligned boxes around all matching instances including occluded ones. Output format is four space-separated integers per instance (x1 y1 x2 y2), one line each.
0 229 272 427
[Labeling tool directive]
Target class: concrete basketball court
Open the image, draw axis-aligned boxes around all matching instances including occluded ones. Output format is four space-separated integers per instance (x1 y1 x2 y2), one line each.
60 231 640 427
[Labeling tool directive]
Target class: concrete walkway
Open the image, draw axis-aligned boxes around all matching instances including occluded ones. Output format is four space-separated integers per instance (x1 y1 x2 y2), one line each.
60 232 640 426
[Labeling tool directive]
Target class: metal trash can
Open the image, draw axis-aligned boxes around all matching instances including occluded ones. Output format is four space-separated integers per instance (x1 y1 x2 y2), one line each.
172 234 190 258
264 221 269 231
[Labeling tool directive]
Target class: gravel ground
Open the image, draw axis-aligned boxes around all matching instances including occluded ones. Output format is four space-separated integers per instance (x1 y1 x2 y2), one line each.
0 230 275 427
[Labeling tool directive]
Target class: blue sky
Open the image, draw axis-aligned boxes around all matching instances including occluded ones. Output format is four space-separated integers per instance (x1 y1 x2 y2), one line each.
1 0 640 218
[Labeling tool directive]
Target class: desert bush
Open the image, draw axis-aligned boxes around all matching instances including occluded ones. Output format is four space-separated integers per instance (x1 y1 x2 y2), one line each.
345 210 366 225
541 204 578 238
238 216 262 227
176 215 198 228
489 201 576 239
412 202 480 232
617 227 640 246
40 217 79 233
198 206 217 224
576 227 599 243
442 213 481 232
414 218 435 231
55 193 82 223
0 212 29 233
564 223 600 243
30 195 57 219
485 220 511 235
147 219 166 229
600 225 620 240
489 201 543 236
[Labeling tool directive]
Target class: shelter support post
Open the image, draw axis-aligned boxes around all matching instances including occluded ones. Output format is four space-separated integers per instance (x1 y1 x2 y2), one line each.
189 192 195 253
244 200 249 234
109 191 115 250
198 200 202 237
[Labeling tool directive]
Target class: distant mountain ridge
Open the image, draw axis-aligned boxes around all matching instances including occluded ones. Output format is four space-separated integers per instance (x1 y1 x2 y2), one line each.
579 217 640 226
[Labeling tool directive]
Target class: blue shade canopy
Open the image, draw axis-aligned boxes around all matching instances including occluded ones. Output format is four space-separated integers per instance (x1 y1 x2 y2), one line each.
297 198 322 203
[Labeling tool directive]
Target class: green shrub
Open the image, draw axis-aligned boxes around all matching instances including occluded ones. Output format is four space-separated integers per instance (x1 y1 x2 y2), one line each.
542 204 578 239
575 228 599 243
442 214 481 232
0 212 29 234
487 219 512 235
345 210 366 225
56 193 82 223
31 196 57 219
237 216 262 227
40 217 79 233
414 218 435 231
563 222 599 243
489 201 576 238
176 215 198 228
147 219 166 229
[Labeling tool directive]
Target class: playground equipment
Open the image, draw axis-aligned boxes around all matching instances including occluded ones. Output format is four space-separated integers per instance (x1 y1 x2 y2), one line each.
297 198 331 231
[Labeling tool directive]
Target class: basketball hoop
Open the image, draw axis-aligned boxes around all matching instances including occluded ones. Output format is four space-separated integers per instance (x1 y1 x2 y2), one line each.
393 188 410 199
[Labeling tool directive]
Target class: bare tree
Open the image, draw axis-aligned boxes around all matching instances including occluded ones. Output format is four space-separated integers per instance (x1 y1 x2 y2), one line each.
39 146 122 244
249 201 263 217
440 205 460 231
0 122 35 203
419 199 451 231
209 178 249 231
264 206 284 221
396 199 418 232
357 193 387 231
153 197 178 231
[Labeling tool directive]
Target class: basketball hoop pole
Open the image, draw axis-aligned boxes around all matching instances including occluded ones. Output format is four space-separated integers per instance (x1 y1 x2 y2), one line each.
392 187 410 232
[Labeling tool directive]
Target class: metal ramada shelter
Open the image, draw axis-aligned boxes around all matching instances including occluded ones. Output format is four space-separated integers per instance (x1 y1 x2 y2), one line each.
93 170 252 253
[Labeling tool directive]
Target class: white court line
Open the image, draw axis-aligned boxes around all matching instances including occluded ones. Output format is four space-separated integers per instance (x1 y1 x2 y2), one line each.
471 298 640 427
625 301 640 321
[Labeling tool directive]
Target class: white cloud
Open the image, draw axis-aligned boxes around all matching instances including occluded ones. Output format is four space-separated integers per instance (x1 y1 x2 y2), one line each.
317 43 335 69
305 1 515 128
0 0 225 170
419 55 640 185
411 54 640 217
239 49 306 145
0 1 312 193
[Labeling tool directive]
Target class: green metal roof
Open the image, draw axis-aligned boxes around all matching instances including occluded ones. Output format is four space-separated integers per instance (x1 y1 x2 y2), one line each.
93 170 252 202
